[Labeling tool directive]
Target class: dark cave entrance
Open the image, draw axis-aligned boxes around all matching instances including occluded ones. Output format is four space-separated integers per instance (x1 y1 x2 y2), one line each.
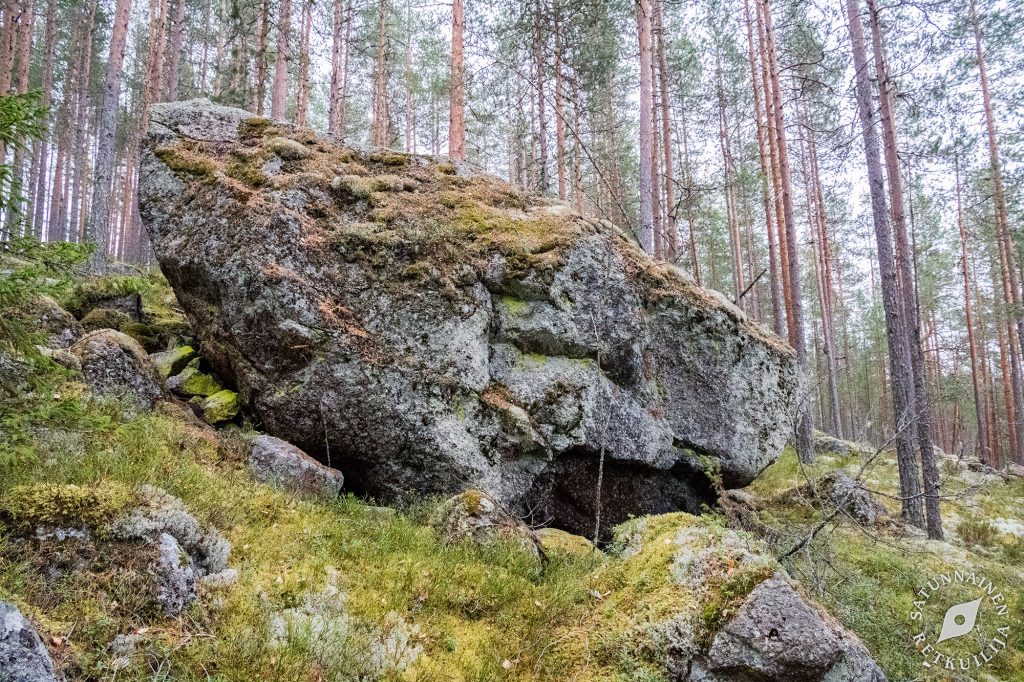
523 447 719 544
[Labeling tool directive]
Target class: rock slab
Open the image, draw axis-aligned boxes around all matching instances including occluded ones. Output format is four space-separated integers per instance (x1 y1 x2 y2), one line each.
0 601 58 682
249 435 344 498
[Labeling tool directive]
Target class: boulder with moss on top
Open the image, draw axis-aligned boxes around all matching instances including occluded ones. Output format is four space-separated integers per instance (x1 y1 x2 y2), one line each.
139 99 801 540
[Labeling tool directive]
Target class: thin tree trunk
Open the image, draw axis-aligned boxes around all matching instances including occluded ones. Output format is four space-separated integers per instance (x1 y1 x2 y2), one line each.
252 0 270 114
534 0 548 192
295 0 312 126
88 0 133 271
163 0 186 101
30 0 57 238
955 158 989 462
654 0 675 260
636 0 654 253
271 0 291 120
554 1 566 199
761 0 813 461
845 0 924 526
371 0 391 146
971 0 1024 464
448 0 465 159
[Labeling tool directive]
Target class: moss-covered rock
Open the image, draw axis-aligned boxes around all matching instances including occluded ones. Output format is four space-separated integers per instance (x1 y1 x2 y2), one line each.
80 307 133 332
150 345 197 380
535 527 595 556
140 100 801 535
166 358 223 397
266 136 311 160
194 389 241 424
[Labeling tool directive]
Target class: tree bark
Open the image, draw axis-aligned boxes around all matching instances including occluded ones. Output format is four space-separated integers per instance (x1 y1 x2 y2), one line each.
448 0 465 159
654 0 676 260
295 0 312 126
271 0 291 120
87 0 133 271
253 0 271 114
971 0 1024 464
163 0 187 101
845 0 924 526
761 0 813 462
636 0 654 254
955 157 989 462
533 0 548 192
371 0 391 146
554 1 566 199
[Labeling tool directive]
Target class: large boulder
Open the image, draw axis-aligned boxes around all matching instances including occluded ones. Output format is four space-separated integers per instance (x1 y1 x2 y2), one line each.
0 601 58 682
139 99 800 538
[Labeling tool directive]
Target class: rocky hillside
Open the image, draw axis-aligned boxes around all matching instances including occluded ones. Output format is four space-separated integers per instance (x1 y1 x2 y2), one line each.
0 100 1022 681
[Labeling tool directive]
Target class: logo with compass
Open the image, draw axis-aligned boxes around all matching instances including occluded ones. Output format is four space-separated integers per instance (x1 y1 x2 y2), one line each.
910 568 1012 672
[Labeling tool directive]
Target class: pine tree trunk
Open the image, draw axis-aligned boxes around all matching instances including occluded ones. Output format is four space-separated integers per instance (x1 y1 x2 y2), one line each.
533 0 548 192
295 0 312 126
654 0 676 260
867 0 941 538
30 0 58 239
761 0 813 461
554 1 566 200
371 0 391 146
845 0 924 526
635 0 654 253
253 0 270 114
955 158 989 462
163 0 186 101
271 0 292 120
448 0 465 159
971 0 1024 464
88 0 133 270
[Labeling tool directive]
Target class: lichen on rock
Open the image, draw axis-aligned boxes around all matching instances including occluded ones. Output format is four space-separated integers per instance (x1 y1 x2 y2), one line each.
139 99 801 541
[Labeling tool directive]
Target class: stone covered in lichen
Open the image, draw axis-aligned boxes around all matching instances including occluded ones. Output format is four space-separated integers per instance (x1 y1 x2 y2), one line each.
139 99 801 539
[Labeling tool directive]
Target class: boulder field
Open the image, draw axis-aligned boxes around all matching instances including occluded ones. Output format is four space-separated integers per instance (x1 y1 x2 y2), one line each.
139 99 800 537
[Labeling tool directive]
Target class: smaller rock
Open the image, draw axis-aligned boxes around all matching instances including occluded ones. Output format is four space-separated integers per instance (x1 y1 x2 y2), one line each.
433 490 541 560
249 435 344 498
806 472 887 525
71 329 164 409
535 527 594 556
21 295 83 348
266 136 311 160
80 307 133 332
1007 462 1024 478
192 389 241 424
690 577 886 682
166 358 223 397
0 601 58 682
150 345 197 380
37 345 81 371
813 431 870 458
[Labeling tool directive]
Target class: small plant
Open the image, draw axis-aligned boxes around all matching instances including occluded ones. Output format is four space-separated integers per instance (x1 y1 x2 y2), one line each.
957 515 999 548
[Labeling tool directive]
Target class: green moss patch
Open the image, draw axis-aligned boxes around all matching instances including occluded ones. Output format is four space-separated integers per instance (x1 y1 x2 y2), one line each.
2 482 135 532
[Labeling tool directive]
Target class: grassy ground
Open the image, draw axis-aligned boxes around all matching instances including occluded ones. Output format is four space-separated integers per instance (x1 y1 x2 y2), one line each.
2 272 1023 680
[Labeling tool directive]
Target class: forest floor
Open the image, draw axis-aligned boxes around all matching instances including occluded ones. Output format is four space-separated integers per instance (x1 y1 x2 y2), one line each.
1 271 1023 681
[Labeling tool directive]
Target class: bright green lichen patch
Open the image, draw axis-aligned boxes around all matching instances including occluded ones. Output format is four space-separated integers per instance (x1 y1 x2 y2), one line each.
1 482 135 532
